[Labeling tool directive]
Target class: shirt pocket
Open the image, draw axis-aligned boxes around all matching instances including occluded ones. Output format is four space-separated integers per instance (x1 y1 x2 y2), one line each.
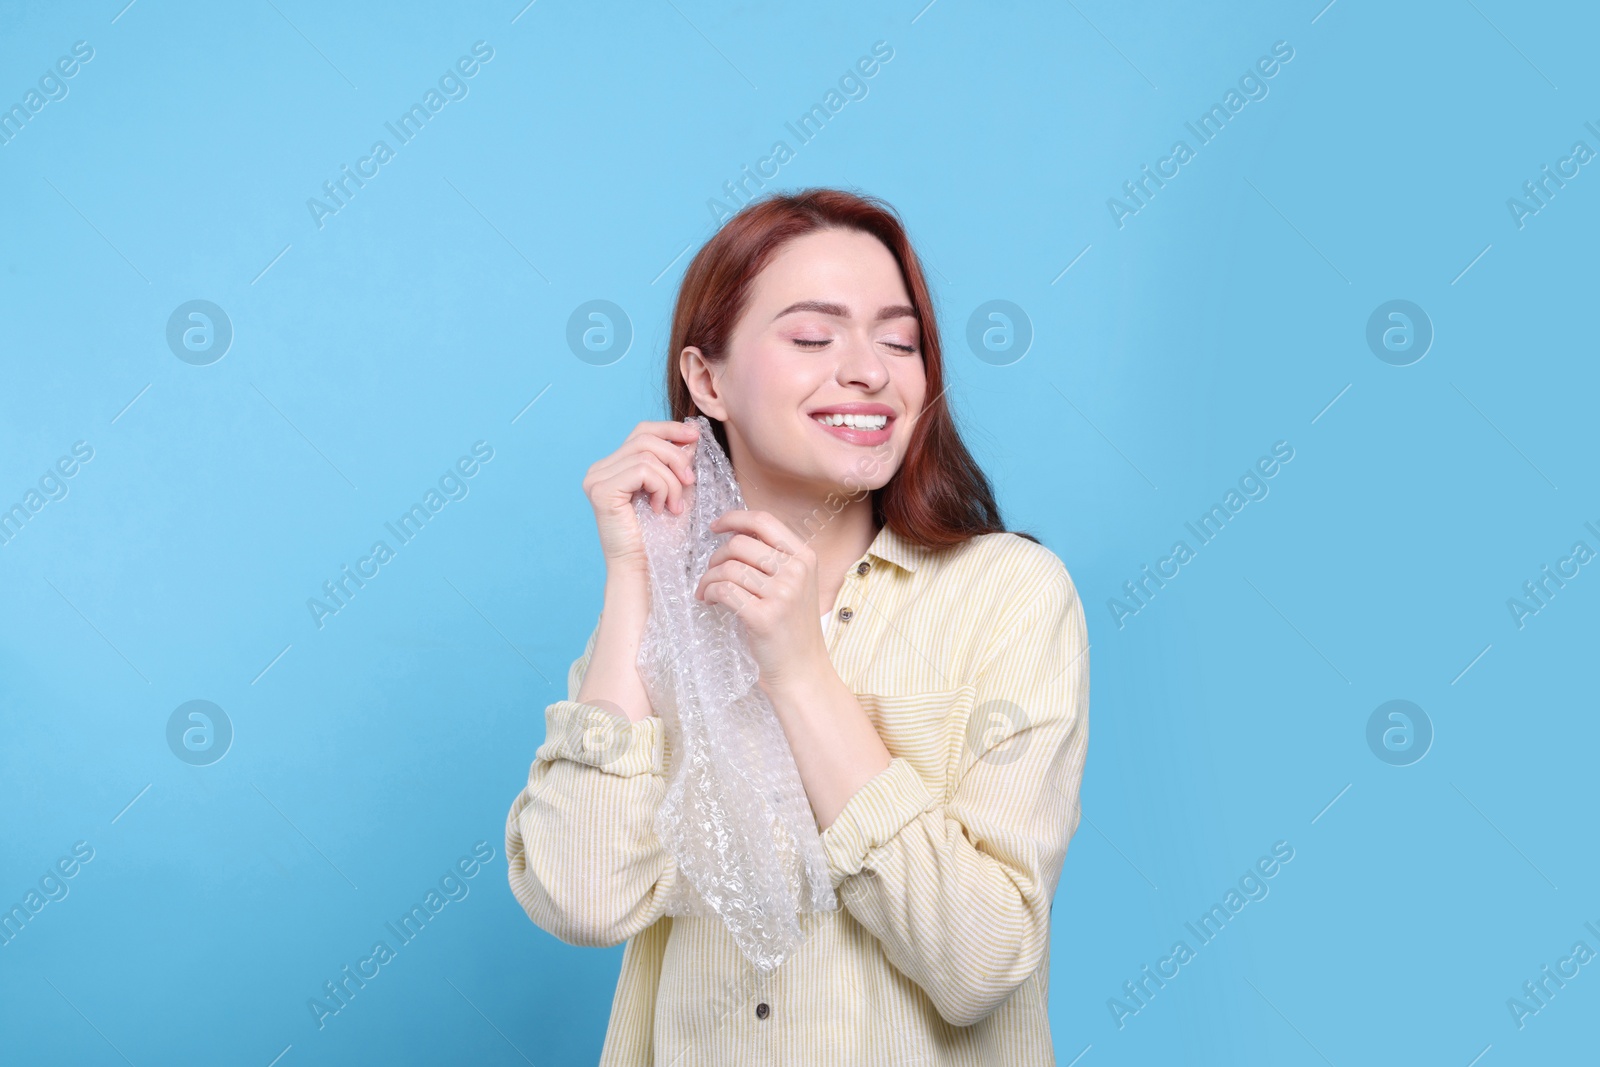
854 684 978 798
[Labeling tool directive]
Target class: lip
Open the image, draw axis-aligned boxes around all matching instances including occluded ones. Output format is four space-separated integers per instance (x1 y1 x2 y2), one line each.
806 402 895 417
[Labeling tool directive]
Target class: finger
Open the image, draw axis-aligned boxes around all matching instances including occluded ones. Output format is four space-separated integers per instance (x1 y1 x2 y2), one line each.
701 575 756 614
606 432 698 490
641 456 690 515
711 509 801 558
709 535 784 580
699 559 783 606
640 464 670 515
595 438 694 505
628 420 703 448
611 459 673 515
706 533 786 577
640 432 698 486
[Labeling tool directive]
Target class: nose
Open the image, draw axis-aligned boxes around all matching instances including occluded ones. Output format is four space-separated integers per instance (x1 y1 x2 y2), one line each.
835 329 890 391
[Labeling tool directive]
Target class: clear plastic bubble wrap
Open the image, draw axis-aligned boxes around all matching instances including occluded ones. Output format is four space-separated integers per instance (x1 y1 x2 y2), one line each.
632 415 837 974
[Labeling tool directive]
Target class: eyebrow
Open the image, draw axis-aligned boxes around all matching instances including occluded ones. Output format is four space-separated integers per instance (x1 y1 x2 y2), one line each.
772 300 918 323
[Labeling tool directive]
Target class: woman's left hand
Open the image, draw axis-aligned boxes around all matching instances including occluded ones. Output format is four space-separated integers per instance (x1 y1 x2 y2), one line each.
695 509 828 695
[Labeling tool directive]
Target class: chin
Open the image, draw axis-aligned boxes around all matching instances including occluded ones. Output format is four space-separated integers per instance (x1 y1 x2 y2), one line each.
832 463 893 499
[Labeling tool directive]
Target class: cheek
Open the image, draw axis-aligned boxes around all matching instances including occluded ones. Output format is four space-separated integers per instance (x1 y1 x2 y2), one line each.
897 364 928 420
729 340 816 409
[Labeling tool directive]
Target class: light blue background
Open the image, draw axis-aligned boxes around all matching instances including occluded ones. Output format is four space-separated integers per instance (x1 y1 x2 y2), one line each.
2 0 1596 1063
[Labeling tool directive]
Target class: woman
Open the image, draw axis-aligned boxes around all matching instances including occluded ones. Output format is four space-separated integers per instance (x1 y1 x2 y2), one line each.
505 188 1090 1064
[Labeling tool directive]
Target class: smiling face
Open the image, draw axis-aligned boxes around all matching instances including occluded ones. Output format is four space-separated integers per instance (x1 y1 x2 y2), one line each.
680 226 928 502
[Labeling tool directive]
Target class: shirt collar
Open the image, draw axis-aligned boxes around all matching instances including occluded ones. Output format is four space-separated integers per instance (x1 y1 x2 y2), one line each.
864 522 925 574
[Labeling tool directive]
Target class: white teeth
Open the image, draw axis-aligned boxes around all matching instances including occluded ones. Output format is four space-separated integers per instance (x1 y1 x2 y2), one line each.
814 412 888 430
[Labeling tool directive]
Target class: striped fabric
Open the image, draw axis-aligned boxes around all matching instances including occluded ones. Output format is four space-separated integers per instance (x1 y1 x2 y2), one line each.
506 523 1090 1065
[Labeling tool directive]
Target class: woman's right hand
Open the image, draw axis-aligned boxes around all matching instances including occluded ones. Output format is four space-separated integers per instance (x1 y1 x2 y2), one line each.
583 419 701 573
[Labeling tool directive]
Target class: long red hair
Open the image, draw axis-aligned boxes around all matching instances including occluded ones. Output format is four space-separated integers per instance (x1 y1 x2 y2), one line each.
664 187 1035 552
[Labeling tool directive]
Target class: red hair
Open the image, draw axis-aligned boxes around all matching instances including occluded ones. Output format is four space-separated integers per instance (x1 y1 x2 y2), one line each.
664 187 1034 552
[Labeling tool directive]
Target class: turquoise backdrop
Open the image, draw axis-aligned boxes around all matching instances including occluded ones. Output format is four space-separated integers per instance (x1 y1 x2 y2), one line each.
2 0 1596 1063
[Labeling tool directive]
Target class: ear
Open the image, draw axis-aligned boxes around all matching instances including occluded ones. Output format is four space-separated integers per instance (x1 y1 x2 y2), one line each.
680 345 728 420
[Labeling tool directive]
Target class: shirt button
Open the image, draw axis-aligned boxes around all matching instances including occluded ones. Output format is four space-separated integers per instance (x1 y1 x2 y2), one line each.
837 607 853 623
856 561 870 576
755 1002 770 1020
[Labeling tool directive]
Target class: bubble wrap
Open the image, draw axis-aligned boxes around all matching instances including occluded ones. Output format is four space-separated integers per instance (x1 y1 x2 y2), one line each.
632 415 837 973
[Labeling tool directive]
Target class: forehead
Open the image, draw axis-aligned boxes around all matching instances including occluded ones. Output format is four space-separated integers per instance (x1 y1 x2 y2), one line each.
749 228 910 305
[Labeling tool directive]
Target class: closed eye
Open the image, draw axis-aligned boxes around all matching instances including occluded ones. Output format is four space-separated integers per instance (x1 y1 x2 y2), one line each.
793 337 918 353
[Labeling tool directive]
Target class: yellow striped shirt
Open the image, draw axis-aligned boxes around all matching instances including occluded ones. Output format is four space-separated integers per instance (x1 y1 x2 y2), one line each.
505 522 1090 1064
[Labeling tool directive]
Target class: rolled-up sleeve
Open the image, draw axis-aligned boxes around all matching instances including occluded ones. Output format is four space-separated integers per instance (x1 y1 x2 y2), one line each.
819 757 940 883
505 619 681 948
817 561 1090 1028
